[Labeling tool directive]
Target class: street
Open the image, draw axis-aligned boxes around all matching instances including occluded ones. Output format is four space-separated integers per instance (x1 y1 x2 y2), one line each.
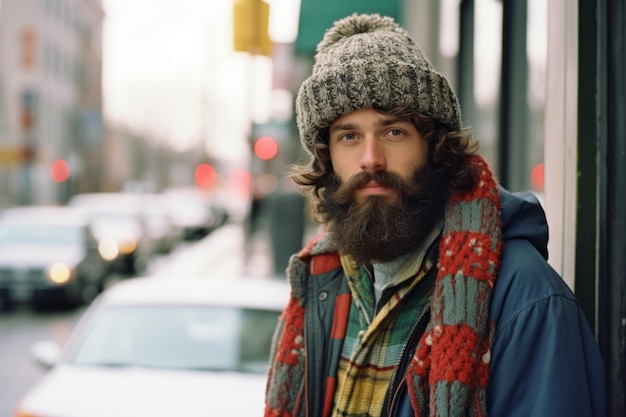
0 304 82 416
0 222 272 417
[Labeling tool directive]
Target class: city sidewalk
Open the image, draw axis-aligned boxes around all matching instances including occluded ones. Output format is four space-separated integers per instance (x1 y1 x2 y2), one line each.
147 222 274 280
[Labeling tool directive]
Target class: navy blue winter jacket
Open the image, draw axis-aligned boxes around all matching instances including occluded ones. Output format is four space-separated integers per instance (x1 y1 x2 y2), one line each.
391 188 607 416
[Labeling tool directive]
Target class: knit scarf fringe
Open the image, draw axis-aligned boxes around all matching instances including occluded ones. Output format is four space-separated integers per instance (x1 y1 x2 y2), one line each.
406 155 502 417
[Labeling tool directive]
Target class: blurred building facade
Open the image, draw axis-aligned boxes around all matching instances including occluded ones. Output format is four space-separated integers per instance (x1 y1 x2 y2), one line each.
0 0 105 206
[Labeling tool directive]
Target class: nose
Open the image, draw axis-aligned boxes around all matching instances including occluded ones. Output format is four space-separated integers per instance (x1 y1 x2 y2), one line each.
359 137 385 172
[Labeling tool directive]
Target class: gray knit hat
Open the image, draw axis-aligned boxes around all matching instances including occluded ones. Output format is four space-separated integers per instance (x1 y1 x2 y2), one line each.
296 13 461 155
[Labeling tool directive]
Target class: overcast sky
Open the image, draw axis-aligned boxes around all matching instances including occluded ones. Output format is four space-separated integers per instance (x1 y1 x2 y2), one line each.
101 0 299 160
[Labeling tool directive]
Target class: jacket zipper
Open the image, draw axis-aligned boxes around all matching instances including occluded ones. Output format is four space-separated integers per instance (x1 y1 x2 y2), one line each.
383 304 431 416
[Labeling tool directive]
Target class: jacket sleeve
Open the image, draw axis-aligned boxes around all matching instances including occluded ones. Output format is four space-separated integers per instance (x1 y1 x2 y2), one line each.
487 245 607 417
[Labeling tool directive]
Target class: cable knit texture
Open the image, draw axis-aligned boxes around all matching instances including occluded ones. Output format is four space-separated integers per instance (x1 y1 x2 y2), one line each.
295 13 461 155
407 156 502 416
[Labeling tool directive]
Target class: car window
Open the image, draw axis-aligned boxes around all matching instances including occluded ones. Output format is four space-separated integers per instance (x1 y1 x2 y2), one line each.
238 308 282 373
70 305 280 373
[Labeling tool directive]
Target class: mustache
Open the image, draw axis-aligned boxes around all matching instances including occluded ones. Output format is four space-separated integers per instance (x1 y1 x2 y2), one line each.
329 170 422 205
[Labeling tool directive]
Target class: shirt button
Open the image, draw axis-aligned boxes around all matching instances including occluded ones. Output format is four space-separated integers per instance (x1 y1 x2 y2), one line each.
358 330 366 339
318 291 328 301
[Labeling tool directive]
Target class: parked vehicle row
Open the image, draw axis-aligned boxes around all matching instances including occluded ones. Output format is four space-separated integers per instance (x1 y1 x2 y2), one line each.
0 188 230 310
161 188 230 241
67 192 162 275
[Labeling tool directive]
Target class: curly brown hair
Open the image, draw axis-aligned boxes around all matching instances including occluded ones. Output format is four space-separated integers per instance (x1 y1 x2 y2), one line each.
289 107 481 223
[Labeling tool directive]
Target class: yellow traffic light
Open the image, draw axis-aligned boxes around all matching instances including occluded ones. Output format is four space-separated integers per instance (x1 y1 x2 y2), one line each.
233 0 272 56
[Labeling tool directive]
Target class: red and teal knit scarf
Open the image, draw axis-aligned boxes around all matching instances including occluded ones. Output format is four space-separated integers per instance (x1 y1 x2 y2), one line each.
407 155 502 416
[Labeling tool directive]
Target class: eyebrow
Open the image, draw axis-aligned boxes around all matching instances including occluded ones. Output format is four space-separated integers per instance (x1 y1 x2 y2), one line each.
329 116 407 135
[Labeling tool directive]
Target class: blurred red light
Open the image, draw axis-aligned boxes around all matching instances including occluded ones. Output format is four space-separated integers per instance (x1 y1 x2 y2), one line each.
195 163 216 190
50 159 70 183
531 162 544 191
228 169 252 198
254 136 278 160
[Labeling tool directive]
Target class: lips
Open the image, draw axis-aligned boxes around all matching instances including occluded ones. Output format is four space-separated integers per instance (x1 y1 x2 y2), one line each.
358 181 391 195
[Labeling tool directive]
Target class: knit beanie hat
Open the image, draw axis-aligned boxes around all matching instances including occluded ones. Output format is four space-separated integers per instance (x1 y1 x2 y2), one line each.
296 13 461 155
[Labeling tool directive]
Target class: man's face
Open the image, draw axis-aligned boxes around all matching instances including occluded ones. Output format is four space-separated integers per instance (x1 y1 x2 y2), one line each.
324 108 448 263
329 108 429 202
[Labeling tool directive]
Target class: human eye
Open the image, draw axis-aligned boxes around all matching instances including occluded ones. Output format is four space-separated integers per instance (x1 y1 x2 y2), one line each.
384 128 406 139
338 132 358 142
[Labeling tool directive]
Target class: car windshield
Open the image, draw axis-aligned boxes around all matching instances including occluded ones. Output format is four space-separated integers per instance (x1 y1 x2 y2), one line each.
0 224 82 246
89 212 142 237
70 305 280 373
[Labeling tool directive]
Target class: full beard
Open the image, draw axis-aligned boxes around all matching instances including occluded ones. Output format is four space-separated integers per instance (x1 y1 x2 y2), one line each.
323 164 450 263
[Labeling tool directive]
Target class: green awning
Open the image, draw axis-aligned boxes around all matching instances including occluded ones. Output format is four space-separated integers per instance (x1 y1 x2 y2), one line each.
295 0 401 55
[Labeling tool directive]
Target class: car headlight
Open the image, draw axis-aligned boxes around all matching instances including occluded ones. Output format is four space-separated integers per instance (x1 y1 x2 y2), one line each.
98 238 119 261
13 406 45 417
118 238 137 255
46 262 73 284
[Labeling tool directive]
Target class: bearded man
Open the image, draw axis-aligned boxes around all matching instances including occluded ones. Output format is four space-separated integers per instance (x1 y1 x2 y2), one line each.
264 13 606 417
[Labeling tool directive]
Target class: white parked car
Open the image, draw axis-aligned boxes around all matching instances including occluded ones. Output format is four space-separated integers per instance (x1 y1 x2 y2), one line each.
14 276 290 417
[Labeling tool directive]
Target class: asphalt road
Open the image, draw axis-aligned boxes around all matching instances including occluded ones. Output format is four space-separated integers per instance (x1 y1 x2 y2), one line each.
0 304 83 416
